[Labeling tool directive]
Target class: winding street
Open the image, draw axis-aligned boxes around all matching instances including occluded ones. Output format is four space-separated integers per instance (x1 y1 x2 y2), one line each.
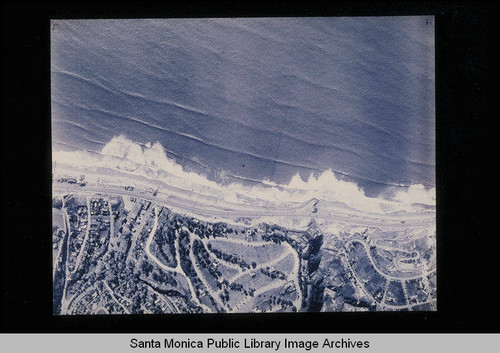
184 227 228 312
144 206 212 313
345 239 435 281
54 179 435 313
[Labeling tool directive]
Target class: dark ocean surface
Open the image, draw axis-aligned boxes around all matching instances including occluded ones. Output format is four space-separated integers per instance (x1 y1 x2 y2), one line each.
51 17 435 197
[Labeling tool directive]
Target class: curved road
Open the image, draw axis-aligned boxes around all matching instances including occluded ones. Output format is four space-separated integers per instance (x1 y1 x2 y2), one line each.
144 206 212 313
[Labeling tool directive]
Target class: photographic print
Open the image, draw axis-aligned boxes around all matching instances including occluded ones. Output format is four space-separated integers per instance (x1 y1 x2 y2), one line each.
51 17 436 315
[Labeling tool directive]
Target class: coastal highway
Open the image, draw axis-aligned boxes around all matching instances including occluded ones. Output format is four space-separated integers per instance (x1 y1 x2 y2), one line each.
53 182 435 229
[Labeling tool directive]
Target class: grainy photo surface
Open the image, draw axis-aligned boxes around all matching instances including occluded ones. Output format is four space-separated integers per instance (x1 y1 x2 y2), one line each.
51 18 436 315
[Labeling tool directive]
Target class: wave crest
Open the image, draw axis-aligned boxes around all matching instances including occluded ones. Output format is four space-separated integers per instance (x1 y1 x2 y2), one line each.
53 135 435 214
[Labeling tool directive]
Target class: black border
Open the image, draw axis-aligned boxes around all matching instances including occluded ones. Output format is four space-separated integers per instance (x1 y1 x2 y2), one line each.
1 1 499 333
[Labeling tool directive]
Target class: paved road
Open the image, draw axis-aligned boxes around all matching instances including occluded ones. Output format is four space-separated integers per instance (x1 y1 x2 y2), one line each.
342 245 436 310
206 236 302 313
283 241 303 311
104 280 131 314
54 183 435 229
144 206 212 313
52 207 70 279
71 196 91 274
54 181 435 313
185 227 227 312
226 244 290 284
345 239 435 281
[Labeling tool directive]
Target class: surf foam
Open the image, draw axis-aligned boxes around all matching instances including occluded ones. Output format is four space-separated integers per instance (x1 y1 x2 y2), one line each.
53 135 435 214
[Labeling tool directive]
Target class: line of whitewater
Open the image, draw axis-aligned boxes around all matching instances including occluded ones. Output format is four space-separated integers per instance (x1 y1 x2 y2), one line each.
52 135 436 215
53 68 433 188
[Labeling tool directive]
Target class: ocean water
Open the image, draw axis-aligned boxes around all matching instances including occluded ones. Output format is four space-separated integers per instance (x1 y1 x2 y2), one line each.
51 17 435 198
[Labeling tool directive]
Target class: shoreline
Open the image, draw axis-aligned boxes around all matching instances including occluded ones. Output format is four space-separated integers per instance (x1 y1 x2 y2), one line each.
52 136 436 217
52 161 435 233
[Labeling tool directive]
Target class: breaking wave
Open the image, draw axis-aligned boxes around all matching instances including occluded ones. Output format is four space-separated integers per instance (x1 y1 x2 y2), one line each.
53 135 435 214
